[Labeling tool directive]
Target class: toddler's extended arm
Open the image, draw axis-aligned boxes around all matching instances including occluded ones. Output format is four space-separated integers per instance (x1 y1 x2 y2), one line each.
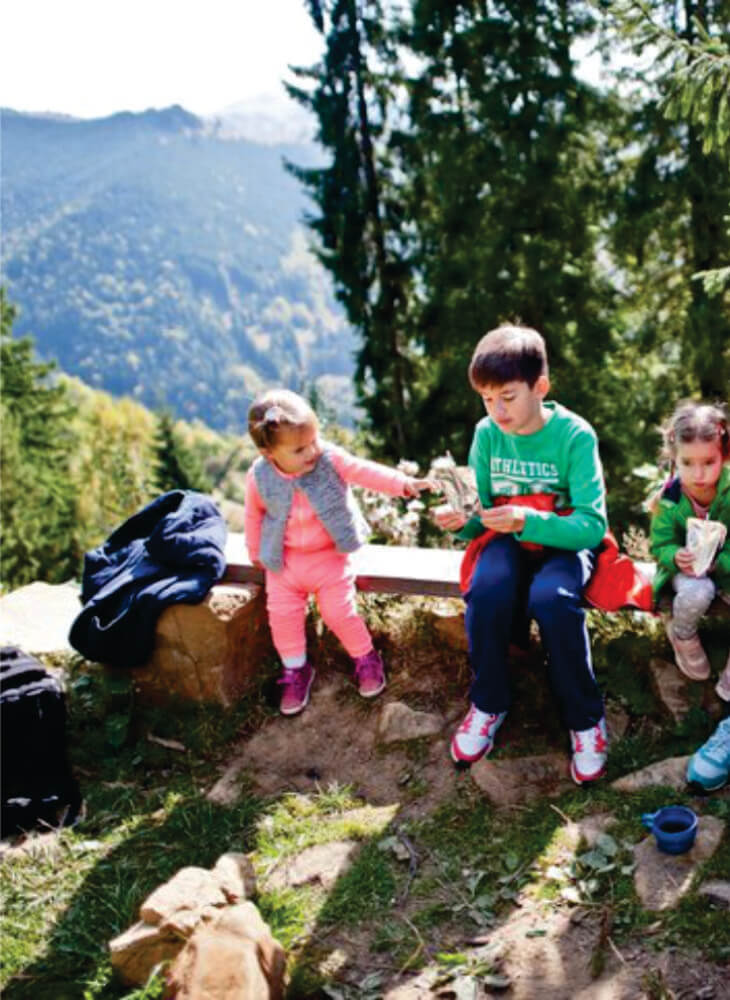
330 446 428 497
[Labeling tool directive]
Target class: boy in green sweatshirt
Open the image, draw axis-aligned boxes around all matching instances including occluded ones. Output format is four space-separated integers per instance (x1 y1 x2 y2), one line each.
435 325 608 783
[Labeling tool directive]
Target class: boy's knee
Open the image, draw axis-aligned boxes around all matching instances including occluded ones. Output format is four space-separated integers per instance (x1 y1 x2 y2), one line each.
469 570 518 608
528 579 581 619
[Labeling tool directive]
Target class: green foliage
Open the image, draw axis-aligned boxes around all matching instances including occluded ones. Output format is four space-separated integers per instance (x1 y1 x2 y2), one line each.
2 108 358 432
63 377 160 560
288 0 730 536
0 291 253 591
602 0 730 399
397 0 633 463
288 0 414 455
152 411 212 494
0 290 78 587
609 0 730 157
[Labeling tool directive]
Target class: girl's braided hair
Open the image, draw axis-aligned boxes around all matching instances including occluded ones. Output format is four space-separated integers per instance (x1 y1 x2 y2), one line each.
660 400 730 468
248 389 318 450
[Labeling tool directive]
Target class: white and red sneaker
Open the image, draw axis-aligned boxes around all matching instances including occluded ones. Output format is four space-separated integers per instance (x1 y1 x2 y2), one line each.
450 705 506 764
570 717 608 784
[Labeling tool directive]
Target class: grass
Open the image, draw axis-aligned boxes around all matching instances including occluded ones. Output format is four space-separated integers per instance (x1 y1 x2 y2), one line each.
2 609 729 997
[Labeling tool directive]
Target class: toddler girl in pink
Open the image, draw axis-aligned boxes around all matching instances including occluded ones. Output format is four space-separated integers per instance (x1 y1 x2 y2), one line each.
245 389 431 715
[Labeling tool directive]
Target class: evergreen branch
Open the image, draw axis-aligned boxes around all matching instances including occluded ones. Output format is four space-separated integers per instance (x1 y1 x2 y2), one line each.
606 1 730 156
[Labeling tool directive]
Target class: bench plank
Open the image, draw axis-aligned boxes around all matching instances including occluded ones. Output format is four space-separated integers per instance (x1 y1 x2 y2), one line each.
224 534 662 603
223 533 463 598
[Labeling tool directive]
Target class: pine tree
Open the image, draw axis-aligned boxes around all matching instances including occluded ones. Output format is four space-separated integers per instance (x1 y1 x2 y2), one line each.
287 0 415 456
153 411 212 493
0 290 79 587
398 0 620 458
604 0 730 399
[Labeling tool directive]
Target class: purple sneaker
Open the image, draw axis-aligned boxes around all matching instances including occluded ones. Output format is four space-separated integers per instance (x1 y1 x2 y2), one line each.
353 649 386 698
278 661 315 715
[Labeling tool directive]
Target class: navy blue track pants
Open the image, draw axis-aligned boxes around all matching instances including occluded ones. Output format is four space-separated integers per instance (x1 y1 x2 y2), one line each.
464 534 604 731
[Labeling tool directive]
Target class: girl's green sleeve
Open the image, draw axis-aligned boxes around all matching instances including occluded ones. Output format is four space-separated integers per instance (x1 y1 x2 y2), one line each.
650 502 681 573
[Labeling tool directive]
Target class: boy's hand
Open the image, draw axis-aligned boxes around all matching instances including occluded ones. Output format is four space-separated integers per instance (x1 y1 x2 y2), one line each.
432 503 467 531
403 477 433 498
674 547 696 575
480 506 526 534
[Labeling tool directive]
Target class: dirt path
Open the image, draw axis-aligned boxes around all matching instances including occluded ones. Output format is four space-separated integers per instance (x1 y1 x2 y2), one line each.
207 654 729 1000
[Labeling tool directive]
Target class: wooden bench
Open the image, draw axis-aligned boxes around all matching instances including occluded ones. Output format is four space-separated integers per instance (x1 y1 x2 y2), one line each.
224 533 464 598
223 533 662 602
136 539 721 708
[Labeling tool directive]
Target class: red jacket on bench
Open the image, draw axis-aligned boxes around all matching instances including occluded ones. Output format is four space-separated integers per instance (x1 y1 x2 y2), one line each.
459 495 653 612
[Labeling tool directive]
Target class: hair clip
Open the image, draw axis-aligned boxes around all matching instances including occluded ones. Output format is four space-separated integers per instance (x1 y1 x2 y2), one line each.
263 405 282 424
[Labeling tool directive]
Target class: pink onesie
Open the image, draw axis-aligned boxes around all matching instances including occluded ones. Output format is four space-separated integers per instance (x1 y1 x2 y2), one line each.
244 445 409 661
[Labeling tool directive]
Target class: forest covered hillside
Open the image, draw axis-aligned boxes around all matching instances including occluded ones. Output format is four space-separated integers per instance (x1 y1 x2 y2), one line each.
1 106 357 430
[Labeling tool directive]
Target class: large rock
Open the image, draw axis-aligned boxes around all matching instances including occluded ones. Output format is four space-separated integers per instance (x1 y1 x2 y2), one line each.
648 657 693 723
140 866 227 924
0 581 80 653
212 852 257 902
611 756 690 792
470 752 573 806
109 920 182 987
378 701 443 743
266 841 357 892
633 815 726 910
133 583 272 705
109 854 270 988
698 879 730 908
165 901 285 1000
428 602 468 652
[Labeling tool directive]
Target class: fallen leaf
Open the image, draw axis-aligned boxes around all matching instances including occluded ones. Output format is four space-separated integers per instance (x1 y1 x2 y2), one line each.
147 733 186 752
560 886 582 903
483 972 511 990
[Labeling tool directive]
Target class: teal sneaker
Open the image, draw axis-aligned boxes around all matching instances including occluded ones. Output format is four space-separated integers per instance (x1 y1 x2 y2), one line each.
687 717 730 791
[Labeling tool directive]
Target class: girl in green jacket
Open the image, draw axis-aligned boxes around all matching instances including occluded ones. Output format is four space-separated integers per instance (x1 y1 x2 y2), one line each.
649 401 730 699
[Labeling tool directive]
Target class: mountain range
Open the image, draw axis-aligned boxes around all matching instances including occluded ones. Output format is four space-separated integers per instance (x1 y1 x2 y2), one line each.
1 104 357 429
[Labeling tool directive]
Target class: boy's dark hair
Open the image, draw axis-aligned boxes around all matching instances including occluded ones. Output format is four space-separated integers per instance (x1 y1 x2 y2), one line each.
248 389 318 450
468 325 548 389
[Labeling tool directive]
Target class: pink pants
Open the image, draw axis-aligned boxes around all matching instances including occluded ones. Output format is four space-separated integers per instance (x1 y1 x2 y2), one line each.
265 547 373 661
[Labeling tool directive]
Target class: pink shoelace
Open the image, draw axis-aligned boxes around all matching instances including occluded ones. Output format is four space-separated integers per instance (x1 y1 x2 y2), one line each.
278 667 310 696
459 707 497 736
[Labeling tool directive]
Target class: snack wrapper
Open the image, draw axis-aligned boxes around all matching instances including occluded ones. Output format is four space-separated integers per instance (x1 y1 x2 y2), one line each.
686 517 727 577
429 453 481 519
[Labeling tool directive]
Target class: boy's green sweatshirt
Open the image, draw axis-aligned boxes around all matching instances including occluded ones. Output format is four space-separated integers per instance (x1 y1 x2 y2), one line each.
649 464 730 599
460 401 607 551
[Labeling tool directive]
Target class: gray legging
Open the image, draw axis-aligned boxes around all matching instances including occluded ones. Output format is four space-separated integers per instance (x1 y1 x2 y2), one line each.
671 573 717 638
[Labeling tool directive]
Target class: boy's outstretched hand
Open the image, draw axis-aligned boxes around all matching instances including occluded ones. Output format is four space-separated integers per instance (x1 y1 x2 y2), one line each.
403 477 434 498
480 505 526 533
432 503 467 531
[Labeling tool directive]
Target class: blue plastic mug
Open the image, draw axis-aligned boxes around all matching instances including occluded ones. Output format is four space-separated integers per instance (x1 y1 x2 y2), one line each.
641 805 698 854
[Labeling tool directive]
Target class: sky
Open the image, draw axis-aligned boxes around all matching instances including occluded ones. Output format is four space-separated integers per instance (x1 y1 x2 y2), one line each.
2 0 326 119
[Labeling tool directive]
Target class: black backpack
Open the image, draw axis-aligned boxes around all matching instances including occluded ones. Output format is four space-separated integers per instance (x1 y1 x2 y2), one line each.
1 647 82 837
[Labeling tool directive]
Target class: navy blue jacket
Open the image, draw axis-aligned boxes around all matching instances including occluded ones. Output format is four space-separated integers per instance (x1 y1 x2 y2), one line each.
69 491 227 668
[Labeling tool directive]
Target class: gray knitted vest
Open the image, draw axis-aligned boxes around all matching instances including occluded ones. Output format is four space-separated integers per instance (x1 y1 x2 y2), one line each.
253 445 370 572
